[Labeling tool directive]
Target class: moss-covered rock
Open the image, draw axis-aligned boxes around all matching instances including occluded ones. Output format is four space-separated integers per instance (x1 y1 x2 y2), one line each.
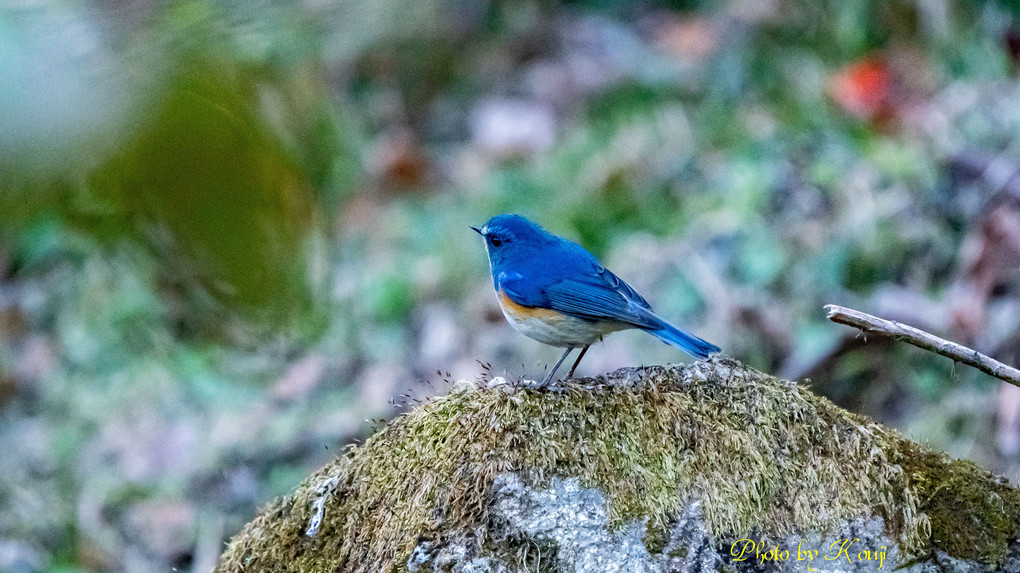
214 358 1020 572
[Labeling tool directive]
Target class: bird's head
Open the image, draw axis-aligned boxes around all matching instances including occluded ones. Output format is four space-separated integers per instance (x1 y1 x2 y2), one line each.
471 214 550 268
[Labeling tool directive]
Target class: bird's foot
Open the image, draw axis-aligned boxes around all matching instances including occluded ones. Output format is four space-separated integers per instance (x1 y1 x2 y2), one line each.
520 375 568 392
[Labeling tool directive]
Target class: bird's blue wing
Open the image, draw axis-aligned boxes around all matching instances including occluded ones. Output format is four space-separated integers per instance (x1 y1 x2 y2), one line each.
495 234 659 328
542 265 661 329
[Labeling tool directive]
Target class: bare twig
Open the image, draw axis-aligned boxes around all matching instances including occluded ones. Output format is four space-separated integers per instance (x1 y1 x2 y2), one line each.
825 304 1020 389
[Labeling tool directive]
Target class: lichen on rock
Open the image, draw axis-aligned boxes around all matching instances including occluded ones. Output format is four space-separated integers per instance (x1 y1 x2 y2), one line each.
214 358 1020 572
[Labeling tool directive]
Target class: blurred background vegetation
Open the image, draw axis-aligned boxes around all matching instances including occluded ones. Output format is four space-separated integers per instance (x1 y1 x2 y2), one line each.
3 0 1020 570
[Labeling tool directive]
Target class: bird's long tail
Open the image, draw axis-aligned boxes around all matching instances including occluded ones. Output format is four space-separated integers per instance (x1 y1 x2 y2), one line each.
644 320 720 359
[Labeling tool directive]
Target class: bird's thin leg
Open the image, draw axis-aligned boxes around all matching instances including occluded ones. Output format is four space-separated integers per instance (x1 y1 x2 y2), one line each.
566 345 590 379
540 347 574 387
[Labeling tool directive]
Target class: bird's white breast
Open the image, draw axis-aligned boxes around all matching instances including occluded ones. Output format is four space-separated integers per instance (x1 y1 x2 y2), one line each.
497 290 626 347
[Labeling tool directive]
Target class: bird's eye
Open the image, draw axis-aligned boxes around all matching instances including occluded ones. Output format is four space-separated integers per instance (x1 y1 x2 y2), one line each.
489 236 502 247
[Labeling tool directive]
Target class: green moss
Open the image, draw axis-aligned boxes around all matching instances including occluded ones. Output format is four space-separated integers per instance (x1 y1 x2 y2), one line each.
895 443 1020 565
215 359 1020 572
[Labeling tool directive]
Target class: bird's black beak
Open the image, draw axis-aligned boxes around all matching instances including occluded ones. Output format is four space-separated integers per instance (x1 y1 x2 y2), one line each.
470 225 483 235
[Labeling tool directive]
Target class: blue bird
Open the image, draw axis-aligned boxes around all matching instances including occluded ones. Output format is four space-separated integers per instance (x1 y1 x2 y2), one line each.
473 214 720 386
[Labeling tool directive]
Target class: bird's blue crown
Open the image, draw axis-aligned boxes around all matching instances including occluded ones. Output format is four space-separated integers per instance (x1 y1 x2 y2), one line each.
476 214 555 268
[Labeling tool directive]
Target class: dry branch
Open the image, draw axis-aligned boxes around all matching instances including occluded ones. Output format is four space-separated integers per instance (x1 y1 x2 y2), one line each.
825 304 1020 389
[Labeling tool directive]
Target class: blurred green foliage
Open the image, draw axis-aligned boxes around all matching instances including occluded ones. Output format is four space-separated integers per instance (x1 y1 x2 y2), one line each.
2 0 361 342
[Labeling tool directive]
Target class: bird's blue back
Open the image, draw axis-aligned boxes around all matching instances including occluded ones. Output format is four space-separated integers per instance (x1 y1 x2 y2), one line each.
480 215 659 328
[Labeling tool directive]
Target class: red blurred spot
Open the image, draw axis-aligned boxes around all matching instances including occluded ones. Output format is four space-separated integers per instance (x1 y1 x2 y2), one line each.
828 57 893 124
